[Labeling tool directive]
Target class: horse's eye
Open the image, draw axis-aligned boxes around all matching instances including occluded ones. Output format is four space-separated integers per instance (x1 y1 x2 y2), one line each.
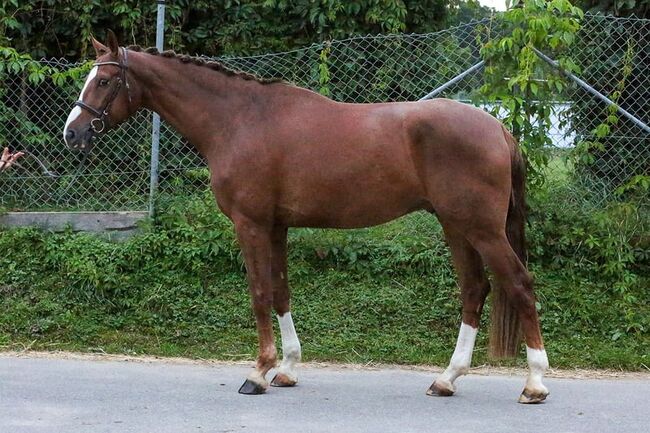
98 79 109 87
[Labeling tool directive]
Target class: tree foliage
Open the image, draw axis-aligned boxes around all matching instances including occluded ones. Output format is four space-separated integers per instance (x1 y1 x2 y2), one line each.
0 0 491 59
479 0 583 188
580 0 650 17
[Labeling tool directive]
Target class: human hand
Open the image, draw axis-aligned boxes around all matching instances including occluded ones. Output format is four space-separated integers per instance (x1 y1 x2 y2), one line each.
0 147 25 171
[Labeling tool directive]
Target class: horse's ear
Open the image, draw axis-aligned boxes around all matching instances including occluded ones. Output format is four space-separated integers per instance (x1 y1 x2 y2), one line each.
91 35 110 58
106 29 120 57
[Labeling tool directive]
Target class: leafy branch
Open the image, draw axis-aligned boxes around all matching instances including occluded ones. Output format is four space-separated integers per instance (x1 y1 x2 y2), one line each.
478 0 583 189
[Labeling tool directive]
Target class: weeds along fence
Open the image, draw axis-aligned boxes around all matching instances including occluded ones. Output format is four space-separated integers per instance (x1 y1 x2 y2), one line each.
0 14 648 214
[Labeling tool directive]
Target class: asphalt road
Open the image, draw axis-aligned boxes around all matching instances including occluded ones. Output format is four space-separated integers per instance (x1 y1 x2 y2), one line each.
1 355 648 433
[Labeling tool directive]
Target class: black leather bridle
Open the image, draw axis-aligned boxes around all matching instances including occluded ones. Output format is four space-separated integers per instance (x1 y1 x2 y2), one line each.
73 46 131 134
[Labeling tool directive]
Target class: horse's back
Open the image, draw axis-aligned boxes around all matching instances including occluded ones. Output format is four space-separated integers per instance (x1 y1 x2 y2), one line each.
219 91 513 229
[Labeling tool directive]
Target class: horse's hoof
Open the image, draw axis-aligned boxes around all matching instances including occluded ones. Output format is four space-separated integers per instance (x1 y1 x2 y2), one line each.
271 373 297 387
426 380 455 397
518 388 549 404
238 379 267 395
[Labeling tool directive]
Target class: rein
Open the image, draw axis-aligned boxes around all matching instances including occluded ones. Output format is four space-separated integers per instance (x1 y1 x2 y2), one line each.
73 46 131 134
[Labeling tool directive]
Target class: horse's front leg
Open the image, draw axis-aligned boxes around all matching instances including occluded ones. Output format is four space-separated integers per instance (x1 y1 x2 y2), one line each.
234 216 277 395
269 226 302 387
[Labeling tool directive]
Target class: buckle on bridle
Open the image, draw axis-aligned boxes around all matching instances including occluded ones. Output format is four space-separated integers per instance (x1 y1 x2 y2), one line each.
90 117 106 133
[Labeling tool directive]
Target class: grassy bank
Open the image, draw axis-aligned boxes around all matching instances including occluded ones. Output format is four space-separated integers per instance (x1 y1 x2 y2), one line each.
1 190 648 370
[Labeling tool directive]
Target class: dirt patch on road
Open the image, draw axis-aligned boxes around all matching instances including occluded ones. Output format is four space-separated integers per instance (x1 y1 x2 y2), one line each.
1 350 648 380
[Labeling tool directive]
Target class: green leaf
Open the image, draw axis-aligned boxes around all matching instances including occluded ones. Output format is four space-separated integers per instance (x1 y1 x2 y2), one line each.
594 124 610 138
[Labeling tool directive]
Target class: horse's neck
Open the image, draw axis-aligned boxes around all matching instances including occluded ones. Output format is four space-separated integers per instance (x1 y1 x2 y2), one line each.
131 52 257 157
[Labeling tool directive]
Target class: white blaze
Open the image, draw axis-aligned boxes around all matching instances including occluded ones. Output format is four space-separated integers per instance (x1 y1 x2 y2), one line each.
277 312 301 381
63 66 98 144
437 323 478 386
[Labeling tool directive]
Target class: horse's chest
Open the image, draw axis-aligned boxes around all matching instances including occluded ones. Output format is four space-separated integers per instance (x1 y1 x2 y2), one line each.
209 163 276 219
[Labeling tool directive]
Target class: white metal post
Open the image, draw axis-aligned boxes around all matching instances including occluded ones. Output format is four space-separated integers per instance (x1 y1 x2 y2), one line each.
149 0 166 217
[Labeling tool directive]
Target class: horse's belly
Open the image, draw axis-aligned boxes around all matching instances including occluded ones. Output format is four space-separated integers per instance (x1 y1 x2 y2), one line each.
276 181 428 229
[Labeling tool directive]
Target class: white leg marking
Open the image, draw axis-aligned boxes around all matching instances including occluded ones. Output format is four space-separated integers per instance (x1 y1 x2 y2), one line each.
436 323 478 390
246 368 269 388
524 346 549 393
277 312 301 381
63 66 98 144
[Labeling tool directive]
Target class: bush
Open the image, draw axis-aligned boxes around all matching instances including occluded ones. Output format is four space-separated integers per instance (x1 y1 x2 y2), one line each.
1 188 647 369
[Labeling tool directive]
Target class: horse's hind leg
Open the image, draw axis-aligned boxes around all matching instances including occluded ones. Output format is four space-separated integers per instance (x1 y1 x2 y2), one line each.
469 233 549 404
269 226 302 387
427 226 490 397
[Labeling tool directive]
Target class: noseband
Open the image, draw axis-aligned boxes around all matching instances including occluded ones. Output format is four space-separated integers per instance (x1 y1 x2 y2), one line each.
73 47 131 134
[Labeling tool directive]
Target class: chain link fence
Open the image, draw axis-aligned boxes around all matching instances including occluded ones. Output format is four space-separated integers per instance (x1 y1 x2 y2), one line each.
1 14 648 213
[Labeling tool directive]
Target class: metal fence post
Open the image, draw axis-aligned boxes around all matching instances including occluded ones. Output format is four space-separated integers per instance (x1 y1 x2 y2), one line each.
418 61 485 101
532 47 650 134
149 0 166 218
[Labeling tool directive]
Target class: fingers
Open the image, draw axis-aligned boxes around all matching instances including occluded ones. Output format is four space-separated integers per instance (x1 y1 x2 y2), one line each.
9 152 24 163
0 148 25 170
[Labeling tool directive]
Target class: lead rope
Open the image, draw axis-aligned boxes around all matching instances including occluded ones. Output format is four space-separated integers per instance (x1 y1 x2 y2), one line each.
54 146 92 199
10 148 91 203
19 151 59 178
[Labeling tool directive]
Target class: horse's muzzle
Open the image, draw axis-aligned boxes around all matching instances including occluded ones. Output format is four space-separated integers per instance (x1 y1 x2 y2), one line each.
65 126 95 151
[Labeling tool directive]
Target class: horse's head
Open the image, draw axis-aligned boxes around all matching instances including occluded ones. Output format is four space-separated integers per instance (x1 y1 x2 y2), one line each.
63 30 135 150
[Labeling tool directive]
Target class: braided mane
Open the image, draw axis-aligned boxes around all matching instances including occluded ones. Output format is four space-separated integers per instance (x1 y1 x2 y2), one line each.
126 45 284 85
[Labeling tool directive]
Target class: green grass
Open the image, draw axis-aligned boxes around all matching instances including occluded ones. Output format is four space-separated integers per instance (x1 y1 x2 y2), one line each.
1 263 647 369
1 191 648 370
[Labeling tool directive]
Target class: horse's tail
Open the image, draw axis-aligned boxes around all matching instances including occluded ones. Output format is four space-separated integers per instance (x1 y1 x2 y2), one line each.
489 125 526 359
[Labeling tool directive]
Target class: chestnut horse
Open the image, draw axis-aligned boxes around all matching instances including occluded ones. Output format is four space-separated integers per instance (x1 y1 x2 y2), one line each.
64 31 549 403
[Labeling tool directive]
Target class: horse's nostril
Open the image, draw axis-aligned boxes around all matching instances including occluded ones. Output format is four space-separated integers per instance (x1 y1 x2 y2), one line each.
66 129 76 141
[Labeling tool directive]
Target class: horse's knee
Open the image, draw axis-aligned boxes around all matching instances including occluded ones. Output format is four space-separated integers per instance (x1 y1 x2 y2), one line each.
251 289 273 312
273 296 290 316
